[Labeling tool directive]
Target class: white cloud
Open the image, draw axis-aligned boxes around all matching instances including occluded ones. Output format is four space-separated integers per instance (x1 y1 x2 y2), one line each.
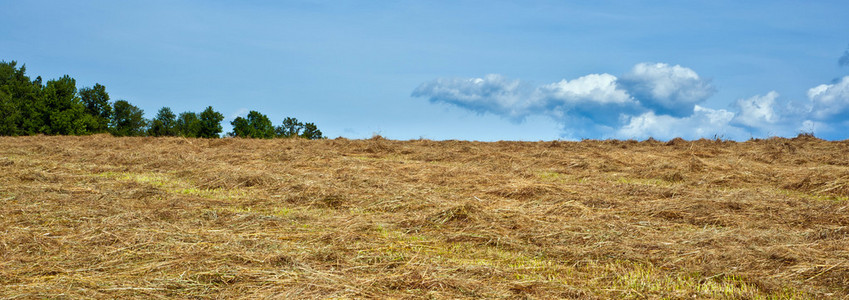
411 74 541 121
732 91 780 128
807 76 849 121
618 63 715 117
412 63 719 139
541 73 638 125
413 64 849 140
728 91 816 137
614 105 744 140
413 72 638 124
542 73 632 105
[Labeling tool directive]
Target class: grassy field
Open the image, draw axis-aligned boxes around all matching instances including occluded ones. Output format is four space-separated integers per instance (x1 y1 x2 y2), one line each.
0 135 847 299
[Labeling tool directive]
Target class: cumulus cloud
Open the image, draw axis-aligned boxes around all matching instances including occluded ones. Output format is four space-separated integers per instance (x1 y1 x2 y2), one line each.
413 63 849 140
807 76 849 121
411 74 539 121
732 91 780 129
614 106 744 140
618 63 715 117
542 73 632 105
412 72 636 125
413 63 724 140
540 73 639 124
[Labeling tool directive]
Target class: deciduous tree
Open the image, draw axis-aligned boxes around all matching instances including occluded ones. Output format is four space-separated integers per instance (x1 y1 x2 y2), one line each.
79 83 112 133
231 110 275 138
111 100 147 136
0 61 45 135
176 112 201 138
275 117 303 138
42 75 90 135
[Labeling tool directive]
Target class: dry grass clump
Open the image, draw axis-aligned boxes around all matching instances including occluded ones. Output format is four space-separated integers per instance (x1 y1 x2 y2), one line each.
1 134 848 298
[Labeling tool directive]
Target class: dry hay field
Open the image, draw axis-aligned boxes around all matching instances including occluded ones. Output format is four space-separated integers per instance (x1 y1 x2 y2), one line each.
1 135 848 299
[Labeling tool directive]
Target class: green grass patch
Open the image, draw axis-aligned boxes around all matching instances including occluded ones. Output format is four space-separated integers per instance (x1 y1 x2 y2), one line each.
96 171 251 200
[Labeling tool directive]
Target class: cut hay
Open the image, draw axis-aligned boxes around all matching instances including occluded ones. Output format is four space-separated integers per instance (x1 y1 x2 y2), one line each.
0 135 847 298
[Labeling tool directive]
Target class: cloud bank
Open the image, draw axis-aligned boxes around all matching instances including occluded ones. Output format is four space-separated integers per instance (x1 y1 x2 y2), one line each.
616 106 741 140
413 63 849 140
618 63 715 117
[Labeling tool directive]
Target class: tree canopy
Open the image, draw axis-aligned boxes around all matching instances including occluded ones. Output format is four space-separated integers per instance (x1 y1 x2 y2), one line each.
148 107 177 137
1 61 47 135
198 106 224 138
273 116 324 139
301 122 324 140
79 83 112 133
110 100 147 137
41 75 91 135
176 111 202 138
276 116 303 138
230 110 276 139
0 60 324 140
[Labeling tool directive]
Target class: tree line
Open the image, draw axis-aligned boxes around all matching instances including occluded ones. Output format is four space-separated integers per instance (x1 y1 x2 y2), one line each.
0 60 323 139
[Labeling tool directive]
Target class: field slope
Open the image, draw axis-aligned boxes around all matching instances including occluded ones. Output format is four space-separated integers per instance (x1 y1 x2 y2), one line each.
1 135 847 299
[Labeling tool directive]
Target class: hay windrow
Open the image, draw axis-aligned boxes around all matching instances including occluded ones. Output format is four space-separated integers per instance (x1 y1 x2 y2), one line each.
1 135 848 298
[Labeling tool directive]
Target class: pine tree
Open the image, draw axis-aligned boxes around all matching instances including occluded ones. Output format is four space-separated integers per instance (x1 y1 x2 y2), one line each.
197 106 224 138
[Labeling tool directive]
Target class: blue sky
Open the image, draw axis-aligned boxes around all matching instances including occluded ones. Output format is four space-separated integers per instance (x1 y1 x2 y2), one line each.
2 0 849 140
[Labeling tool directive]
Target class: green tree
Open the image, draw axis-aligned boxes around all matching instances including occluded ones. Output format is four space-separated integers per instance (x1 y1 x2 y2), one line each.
0 90 16 135
148 107 178 137
230 110 275 138
0 61 44 135
176 112 201 137
300 122 324 140
247 111 275 138
0 62 23 135
230 117 249 138
79 83 112 133
275 116 303 138
110 100 147 136
197 106 224 138
41 75 90 135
